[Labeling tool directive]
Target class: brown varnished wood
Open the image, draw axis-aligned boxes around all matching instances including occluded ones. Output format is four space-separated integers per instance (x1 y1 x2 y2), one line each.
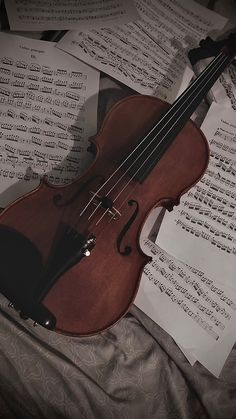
0 95 209 335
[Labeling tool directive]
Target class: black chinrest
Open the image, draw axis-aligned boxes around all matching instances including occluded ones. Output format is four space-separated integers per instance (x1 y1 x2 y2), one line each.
0 226 56 329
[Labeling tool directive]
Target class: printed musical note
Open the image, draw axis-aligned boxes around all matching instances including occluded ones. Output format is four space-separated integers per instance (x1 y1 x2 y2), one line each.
135 237 236 376
195 58 236 111
58 0 226 103
0 32 100 207
5 0 139 31
156 103 236 289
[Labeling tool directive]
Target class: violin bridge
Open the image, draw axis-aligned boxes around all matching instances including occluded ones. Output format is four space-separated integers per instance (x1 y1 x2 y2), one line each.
107 206 121 220
90 191 121 220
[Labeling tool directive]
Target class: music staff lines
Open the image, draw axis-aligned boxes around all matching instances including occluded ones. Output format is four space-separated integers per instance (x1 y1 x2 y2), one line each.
210 150 236 168
151 260 230 323
213 130 236 145
71 33 170 90
2 145 82 159
199 177 236 201
220 74 236 111
211 161 236 177
183 201 235 222
188 186 236 210
0 166 80 184
205 168 236 189
0 110 85 133
144 265 220 340
0 85 85 103
0 60 88 79
179 209 236 240
0 138 82 154
0 107 84 122
0 120 84 140
144 239 236 310
0 95 85 113
0 131 83 147
188 265 236 308
176 219 236 255
0 155 81 176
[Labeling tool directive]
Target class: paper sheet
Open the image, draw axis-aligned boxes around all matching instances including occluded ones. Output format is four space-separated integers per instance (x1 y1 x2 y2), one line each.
58 0 227 103
5 0 139 31
0 32 100 207
155 103 236 289
135 237 236 376
194 58 236 111
177 343 197 366
212 65 236 110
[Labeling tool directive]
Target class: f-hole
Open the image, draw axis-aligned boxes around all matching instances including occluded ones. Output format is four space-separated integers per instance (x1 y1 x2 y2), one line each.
117 200 139 255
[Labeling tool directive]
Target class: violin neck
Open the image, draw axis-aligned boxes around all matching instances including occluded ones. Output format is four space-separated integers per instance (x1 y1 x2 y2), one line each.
126 51 233 183
170 50 233 123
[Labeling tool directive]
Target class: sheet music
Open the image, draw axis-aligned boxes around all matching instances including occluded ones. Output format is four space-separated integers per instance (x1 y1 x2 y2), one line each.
209 0 236 110
5 0 139 31
135 237 236 376
58 0 227 103
194 58 236 111
0 32 99 207
155 103 236 289
177 343 196 366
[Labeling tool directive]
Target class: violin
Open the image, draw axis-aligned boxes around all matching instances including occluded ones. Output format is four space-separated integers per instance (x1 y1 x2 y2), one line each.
0 34 235 335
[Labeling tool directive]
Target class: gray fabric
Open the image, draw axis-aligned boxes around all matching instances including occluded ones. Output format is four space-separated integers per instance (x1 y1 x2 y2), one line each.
0 295 236 419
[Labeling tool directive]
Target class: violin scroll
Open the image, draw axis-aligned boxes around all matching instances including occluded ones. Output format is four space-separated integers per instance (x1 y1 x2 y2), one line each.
188 33 236 66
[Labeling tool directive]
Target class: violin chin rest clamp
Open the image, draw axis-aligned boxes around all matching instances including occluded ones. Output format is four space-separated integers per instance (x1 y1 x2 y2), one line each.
19 302 56 330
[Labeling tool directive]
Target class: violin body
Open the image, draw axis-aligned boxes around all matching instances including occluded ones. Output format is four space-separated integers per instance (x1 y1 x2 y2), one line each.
0 95 209 335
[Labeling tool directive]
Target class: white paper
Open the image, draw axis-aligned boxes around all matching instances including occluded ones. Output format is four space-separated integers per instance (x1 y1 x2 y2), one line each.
135 237 236 376
194 58 236 111
0 32 100 207
177 344 197 365
177 343 197 366
58 0 227 103
156 103 236 289
5 0 139 31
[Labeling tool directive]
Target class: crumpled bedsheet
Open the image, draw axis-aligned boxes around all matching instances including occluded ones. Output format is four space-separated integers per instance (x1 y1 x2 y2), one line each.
0 294 236 419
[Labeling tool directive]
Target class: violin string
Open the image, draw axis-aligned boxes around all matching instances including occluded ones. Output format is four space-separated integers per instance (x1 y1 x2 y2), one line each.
92 57 228 225
79 51 225 218
107 55 231 219
113 57 230 199
86 54 230 226
83 52 229 226
87 201 102 221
